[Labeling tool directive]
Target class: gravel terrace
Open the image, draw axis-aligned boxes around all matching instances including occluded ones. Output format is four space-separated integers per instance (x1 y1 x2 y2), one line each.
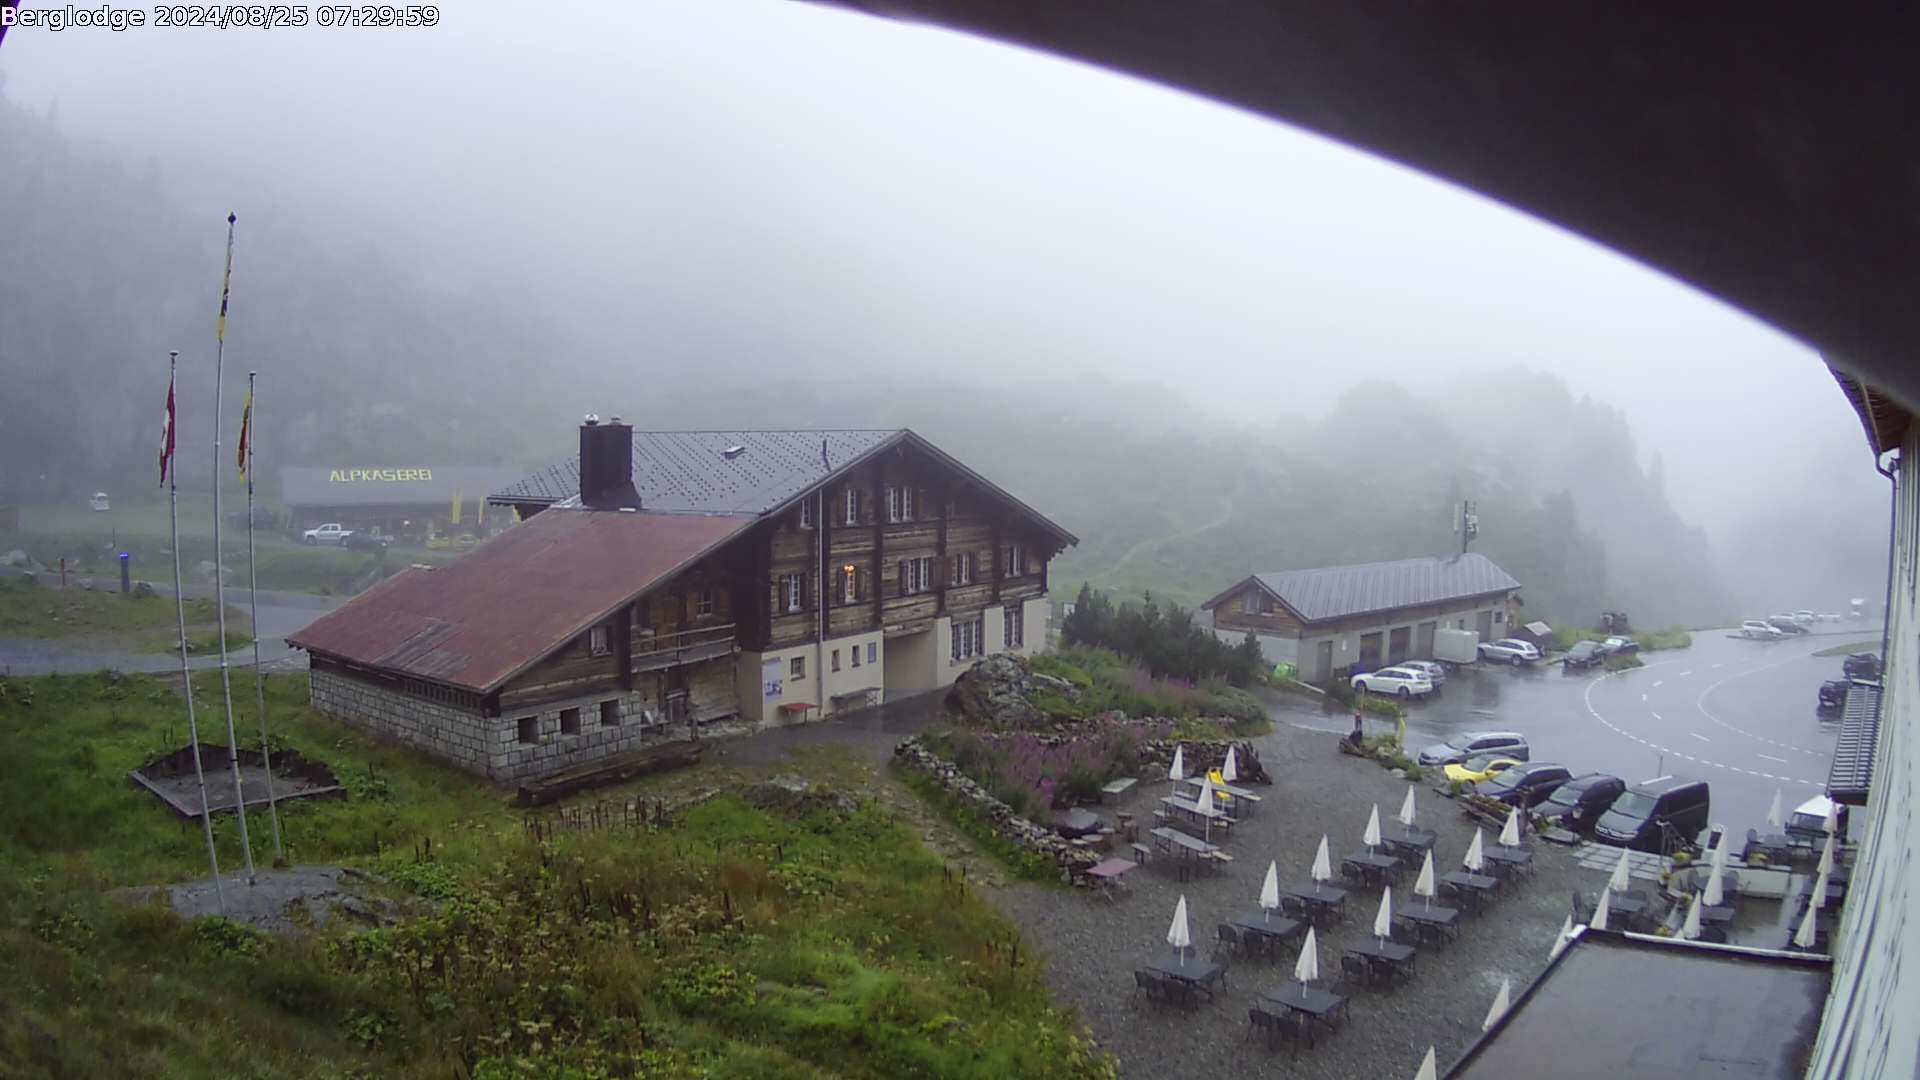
988 720 1586 1080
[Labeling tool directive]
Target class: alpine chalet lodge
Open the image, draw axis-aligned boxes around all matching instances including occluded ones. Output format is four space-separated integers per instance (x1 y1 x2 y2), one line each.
287 418 1076 782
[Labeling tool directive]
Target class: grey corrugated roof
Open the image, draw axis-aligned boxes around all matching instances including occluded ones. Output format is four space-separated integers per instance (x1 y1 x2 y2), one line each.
1239 553 1520 623
491 430 902 516
281 465 531 509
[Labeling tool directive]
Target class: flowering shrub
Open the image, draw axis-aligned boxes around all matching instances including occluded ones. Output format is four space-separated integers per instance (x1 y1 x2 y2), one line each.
930 725 1168 822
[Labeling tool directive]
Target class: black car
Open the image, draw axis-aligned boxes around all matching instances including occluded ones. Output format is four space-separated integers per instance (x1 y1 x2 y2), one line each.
1594 776 1711 853
1843 652 1882 680
1562 641 1607 670
1477 762 1574 808
343 532 390 552
1818 680 1849 711
1539 773 1627 834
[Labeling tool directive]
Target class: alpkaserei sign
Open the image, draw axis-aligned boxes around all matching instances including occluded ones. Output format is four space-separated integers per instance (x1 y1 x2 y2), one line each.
328 468 434 482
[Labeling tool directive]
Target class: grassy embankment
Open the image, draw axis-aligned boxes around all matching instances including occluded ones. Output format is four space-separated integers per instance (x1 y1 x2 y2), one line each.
0 577 250 653
0 670 1113 1079
1813 639 1881 658
1548 625 1693 652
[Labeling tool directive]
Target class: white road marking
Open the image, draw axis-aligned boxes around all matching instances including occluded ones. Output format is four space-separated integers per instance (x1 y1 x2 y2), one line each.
1711 664 1724 669
1641 694 1648 702
1689 732 1710 742
1652 680 1664 688
1651 711 1664 721
1693 659 1834 757
1758 753 1788 764
1680 670 1694 677
1580 664 1823 788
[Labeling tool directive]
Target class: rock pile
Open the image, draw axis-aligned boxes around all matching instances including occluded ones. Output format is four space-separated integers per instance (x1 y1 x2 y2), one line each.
895 737 1099 885
944 653 1081 728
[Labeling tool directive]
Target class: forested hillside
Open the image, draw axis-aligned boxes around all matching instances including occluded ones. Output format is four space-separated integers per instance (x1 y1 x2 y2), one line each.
1 90 1735 629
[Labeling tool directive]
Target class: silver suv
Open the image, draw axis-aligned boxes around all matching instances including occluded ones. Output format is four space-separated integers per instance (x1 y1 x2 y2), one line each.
1415 730 1531 766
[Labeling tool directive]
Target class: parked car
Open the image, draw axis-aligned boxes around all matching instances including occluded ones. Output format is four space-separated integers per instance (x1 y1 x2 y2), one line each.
1444 754 1523 787
1397 660 1448 686
1478 638 1543 664
1818 680 1849 711
1843 652 1882 680
1416 730 1531 766
1593 776 1712 853
1350 665 1435 699
1741 620 1785 640
343 532 390 552
89 491 111 512
1477 762 1574 807
1793 610 1817 625
1539 772 1627 835
1562 641 1608 670
1600 636 1639 655
1767 615 1809 635
302 522 355 546
1786 793 1846 840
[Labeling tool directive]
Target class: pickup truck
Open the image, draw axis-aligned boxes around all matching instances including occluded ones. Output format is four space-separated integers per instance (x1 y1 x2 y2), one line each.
301 523 355 546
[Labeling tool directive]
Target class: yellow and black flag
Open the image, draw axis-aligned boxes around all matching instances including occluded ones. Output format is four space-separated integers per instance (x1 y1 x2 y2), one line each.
217 212 236 343
236 383 253 477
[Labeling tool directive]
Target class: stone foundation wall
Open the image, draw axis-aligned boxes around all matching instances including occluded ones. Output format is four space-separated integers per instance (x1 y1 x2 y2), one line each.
894 736 1098 885
311 667 496 774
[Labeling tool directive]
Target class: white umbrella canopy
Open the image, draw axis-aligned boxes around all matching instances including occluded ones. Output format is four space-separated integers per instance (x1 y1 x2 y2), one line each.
1794 901 1820 949
1195 781 1217 842
1373 885 1395 941
1819 832 1837 877
1704 834 1730 907
1167 895 1192 956
1608 848 1633 892
1398 786 1417 828
1499 806 1522 848
1169 745 1186 783
1766 789 1785 830
1414 1046 1439 1080
1311 835 1334 884
1824 798 1840 834
1222 745 1240 784
1464 828 1486 873
1548 915 1575 960
1415 850 1437 907
1364 804 1383 850
1591 886 1612 931
1682 894 1703 940
1811 868 1831 911
1260 861 1281 917
1482 978 1513 1032
1295 925 1320 985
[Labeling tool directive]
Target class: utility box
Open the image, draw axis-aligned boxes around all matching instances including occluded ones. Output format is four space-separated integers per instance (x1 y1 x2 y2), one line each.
1434 628 1481 665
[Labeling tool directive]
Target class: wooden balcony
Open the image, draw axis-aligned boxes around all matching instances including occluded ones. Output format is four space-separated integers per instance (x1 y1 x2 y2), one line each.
631 623 737 673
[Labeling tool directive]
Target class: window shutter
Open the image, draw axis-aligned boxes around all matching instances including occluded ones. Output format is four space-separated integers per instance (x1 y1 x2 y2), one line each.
898 559 908 596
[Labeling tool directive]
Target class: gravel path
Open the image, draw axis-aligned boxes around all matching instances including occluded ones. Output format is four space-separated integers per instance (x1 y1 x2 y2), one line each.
987 721 1588 1079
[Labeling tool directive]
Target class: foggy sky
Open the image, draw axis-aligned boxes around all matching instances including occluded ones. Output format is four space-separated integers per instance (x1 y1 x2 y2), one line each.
0 0 1887 578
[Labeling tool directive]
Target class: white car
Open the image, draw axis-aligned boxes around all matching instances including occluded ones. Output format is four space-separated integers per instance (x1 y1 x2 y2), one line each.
302 522 355 546
1793 610 1817 625
1351 665 1436 698
1477 638 1543 664
1741 620 1785 639
1398 660 1448 685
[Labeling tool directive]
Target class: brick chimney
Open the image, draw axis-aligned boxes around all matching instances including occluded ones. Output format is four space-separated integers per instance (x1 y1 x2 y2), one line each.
578 414 640 510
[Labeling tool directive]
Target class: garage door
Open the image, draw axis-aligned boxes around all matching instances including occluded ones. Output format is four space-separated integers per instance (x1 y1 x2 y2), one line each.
1388 626 1411 663
1415 621 1436 658
1477 610 1495 641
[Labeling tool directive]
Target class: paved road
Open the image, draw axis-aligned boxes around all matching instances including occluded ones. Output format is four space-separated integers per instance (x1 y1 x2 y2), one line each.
0 581 340 676
1267 626 1877 842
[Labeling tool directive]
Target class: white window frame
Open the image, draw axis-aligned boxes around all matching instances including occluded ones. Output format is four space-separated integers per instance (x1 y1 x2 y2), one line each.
799 498 815 529
951 614 986 663
783 573 804 614
844 488 859 527
952 551 973 586
867 642 877 664
901 487 914 521
851 643 862 668
1005 607 1024 649
1004 544 1025 577
1241 591 1261 615
841 563 859 604
693 586 714 618
790 655 806 680
588 624 611 656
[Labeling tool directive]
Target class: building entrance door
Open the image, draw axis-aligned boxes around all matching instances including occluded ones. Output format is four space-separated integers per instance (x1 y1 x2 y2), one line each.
1315 640 1334 682
1476 610 1495 642
1358 632 1383 672
1415 621 1436 658
1388 626 1411 664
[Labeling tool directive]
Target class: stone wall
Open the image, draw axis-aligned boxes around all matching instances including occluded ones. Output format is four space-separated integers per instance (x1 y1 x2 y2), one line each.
310 666 695 783
894 736 1099 885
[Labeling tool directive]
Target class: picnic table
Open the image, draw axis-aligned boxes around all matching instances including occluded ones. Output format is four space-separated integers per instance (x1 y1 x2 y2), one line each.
1085 857 1136 902
1229 910 1306 959
1149 827 1221 881
1342 851 1401 888
1483 845 1534 878
1264 983 1350 1045
1282 882 1350 925
1394 904 1461 945
1346 938 1418 986
1439 871 1498 913
1382 825 1437 859
1160 795 1236 837
1145 950 1224 1000
1178 777 1263 815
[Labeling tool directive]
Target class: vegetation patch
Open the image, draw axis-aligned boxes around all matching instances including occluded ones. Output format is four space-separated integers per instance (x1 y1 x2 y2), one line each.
893 766 1058 882
1813 639 1880 658
0 577 248 652
0 670 1113 1078
1028 646 1267 727
1548 625 1692 653
1603 653 1645 671
1060 584 1266 687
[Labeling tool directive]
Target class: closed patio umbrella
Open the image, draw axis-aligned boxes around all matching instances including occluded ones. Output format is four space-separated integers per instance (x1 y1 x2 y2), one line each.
1222 745 1239 784
1483 978 1512 1032
1373 885 1394 944
1681 893 1703 940
1169 745 1185 784
1311 835 1334 884
1811 867 1831 911
1591 886 1612 931
1824 797 1840 835
1608 848 1633 893
1463 828 1486 873
1766 789 1785 830
1548 915 1575 960
1195 780 1217 843
1499 805 1522 848
1294 925 1320 989
1818 832 1836 877
1794 900 1820 950
1414 849 1437 910
1414 1046 1438 1080
1364 804 1383 853
1260 861 1281 922
1704 834 1730 907
1398 786 1417 828
1167 894 1191 963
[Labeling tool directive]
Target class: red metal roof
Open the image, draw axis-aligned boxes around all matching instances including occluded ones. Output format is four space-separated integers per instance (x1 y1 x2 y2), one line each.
286 510 752 692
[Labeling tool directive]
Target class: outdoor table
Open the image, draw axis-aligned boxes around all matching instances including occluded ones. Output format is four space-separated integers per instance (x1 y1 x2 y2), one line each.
1346 938 1418 986
1282 883 1349 925
1149 827 1220 882
1159 795 1235 838
1700 903 1736 926
1085 857 1136 903
1439 871 1498 914
1145 950 1224 1001
1484 846 1534 877
1342 851 1401 888
1382 825 1437 859
1264 984 1350 1044
1229 910 1305 959
1394 905 1461 945
1178 777 1263 815
1749 831 1796 863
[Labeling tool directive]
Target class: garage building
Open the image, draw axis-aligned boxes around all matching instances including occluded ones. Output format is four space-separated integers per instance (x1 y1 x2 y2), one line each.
1202 553 1523 683
280 465 528 542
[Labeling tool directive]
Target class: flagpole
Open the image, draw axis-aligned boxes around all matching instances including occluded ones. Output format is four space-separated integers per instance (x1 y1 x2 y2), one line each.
166 350 226 915
243 370 283 862
210 211 257 885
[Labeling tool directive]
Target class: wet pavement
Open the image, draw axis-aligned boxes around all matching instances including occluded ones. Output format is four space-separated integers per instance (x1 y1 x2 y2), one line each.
1264 627 1875 846
0 584 337 676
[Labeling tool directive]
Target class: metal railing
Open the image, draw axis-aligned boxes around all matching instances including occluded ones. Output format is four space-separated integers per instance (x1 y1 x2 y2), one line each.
631 623 736 668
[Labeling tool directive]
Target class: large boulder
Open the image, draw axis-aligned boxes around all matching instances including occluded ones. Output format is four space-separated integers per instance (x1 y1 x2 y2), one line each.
944 653 1071 728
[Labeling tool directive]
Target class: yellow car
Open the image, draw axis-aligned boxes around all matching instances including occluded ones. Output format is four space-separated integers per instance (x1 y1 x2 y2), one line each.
1445 755 1523 787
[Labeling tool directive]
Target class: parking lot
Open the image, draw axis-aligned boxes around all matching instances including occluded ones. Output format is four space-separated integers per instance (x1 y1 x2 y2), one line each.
1265 627 1874 841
